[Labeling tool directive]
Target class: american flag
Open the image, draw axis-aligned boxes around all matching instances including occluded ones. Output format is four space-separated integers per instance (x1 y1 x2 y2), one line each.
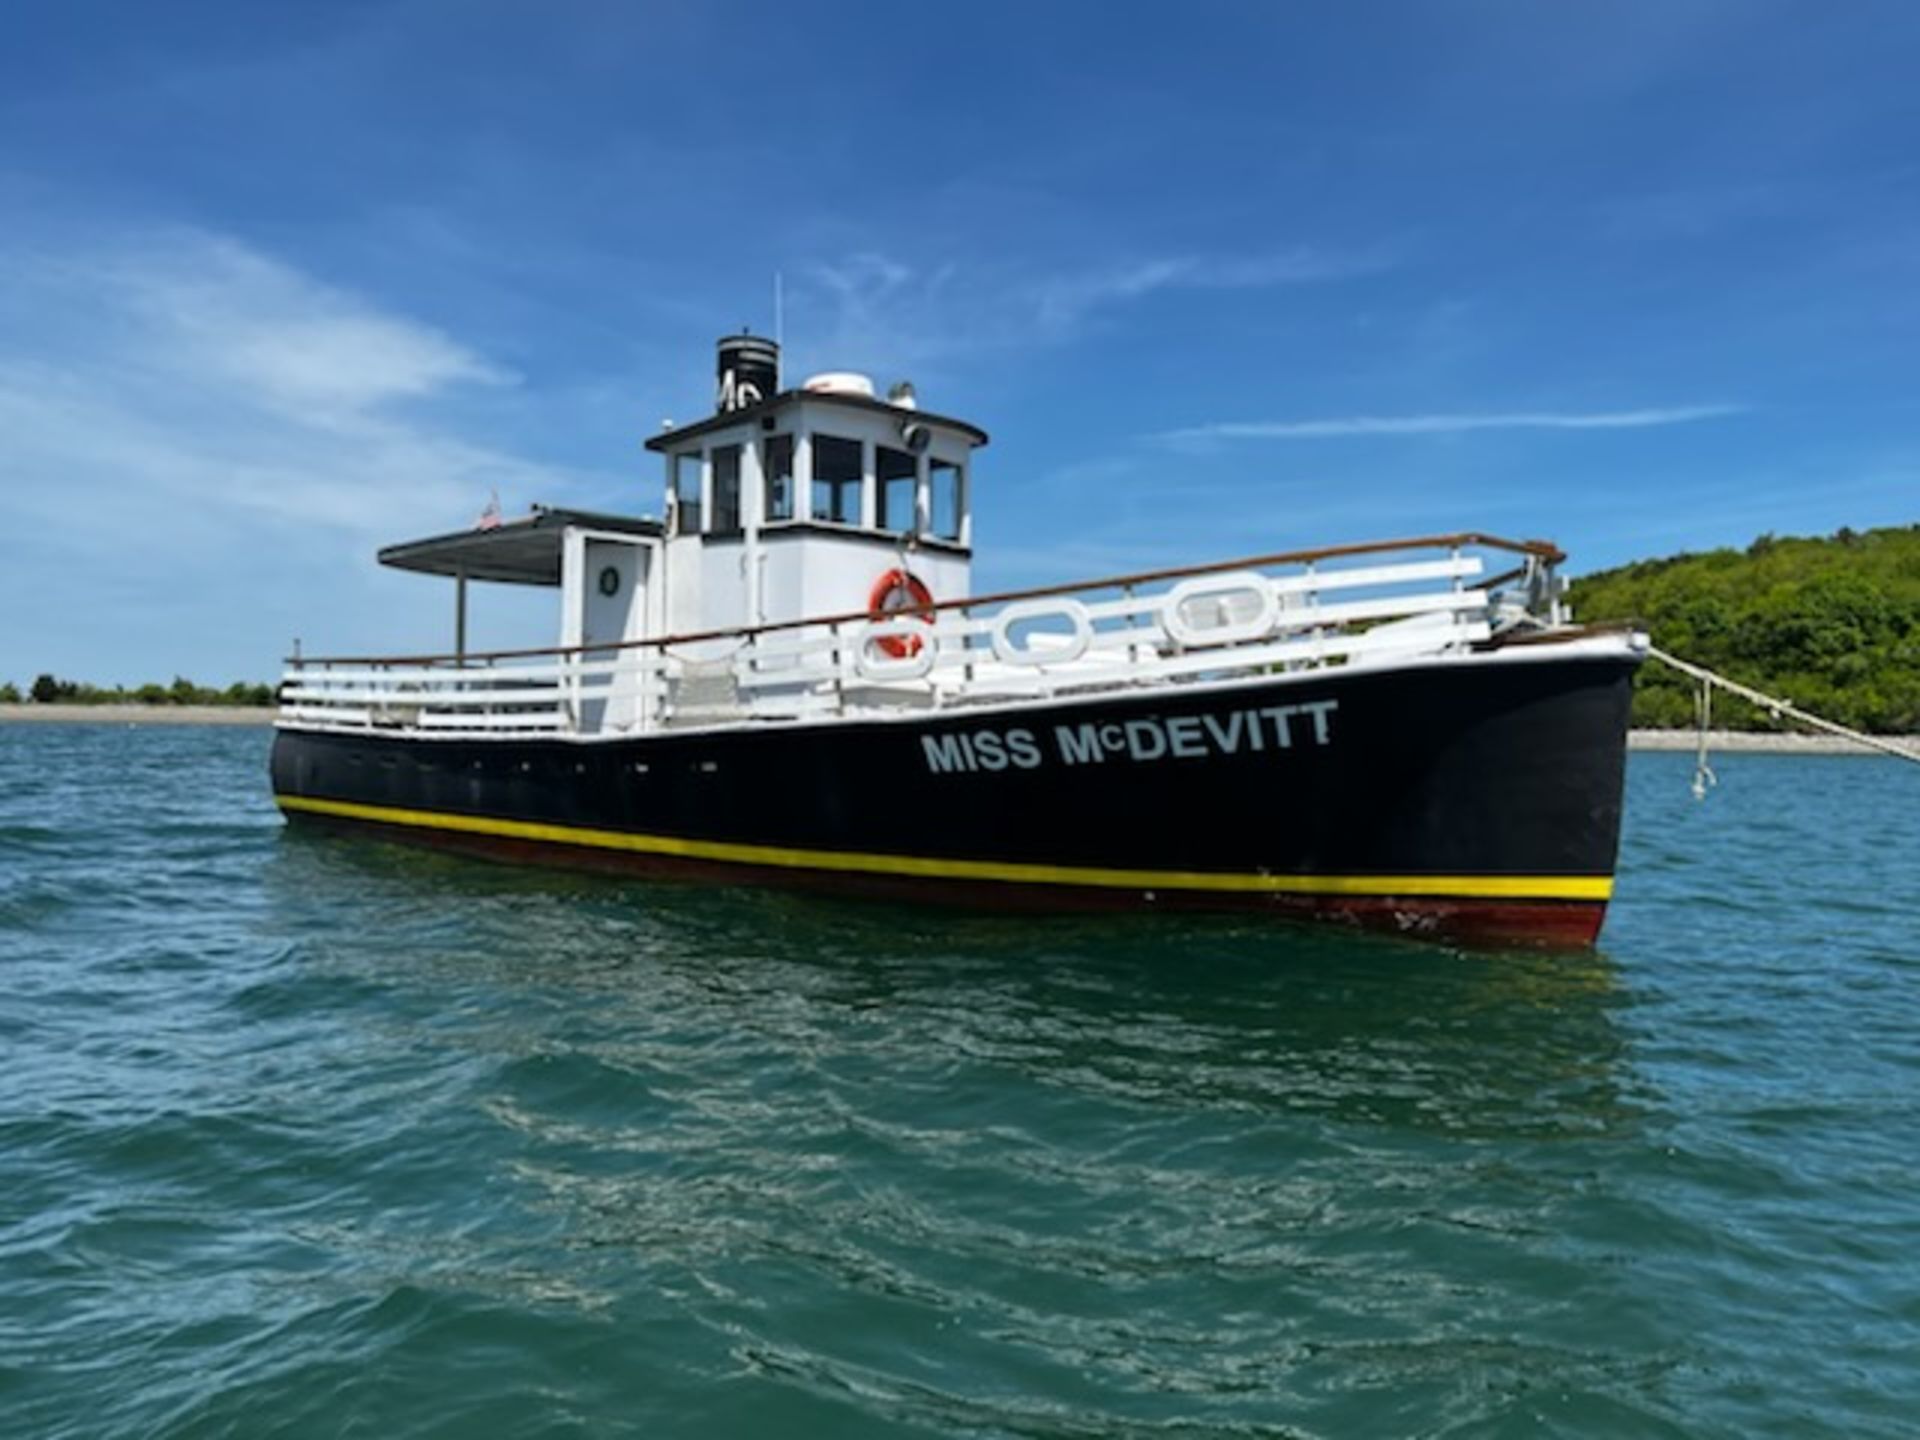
475 489 502 530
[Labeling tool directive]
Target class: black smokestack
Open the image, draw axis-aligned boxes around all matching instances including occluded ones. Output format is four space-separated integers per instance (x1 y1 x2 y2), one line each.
716 334 779 414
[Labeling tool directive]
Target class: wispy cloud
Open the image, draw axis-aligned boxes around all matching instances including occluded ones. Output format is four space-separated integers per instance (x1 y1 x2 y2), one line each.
1155 404 1744 446
1029 247 1387 332
0 226 615 677
788 245 1387 375
0 228 587 538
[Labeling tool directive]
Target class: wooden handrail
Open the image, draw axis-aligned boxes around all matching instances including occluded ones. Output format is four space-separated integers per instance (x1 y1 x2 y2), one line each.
287 531 1563 667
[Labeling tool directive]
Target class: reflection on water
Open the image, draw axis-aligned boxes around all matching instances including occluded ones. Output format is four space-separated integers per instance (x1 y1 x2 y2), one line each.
253 827 1665 1436
271 822 1636 1143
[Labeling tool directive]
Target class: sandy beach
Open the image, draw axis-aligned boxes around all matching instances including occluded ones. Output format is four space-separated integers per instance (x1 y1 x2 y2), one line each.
1627 728 1919 758
0 704 276 727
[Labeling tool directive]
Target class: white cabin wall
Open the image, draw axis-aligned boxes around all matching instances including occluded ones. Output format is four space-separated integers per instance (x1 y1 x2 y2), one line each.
663 534 704 634
742 430 765 626
759 541 809 629
682 535 971 631
782 535 970 622
919 549 971 602
699 541 753 632
559 529 586 650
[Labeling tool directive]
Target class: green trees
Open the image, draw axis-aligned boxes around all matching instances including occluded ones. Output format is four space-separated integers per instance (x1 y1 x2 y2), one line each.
7 676 277 707
1571 525 1920 733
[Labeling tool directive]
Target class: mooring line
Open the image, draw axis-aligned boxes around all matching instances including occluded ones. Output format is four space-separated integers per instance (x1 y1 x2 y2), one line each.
1646 645 1920 769
1689 672 1718 800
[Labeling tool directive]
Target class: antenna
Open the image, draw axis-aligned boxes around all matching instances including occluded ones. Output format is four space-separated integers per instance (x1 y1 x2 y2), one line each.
774 270 784 350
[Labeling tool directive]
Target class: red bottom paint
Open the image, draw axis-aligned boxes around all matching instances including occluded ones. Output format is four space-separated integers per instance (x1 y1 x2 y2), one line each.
285 810 1610 950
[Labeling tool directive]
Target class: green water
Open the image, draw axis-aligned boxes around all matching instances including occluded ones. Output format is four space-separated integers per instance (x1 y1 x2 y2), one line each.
3 725 1916 1437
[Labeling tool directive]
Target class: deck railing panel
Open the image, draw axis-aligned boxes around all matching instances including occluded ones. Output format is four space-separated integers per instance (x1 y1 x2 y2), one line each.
278 537 1556 739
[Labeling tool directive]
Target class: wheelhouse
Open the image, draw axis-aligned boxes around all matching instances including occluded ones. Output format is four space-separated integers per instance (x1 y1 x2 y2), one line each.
645 336 988 638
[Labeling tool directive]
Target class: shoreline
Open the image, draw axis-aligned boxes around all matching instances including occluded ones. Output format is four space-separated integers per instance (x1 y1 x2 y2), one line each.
0 704 276 727
1627 728 1918 757
1 704 1914 756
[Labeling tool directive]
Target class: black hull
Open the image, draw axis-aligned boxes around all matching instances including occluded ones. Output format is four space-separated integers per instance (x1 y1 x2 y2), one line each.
270 653 1636 947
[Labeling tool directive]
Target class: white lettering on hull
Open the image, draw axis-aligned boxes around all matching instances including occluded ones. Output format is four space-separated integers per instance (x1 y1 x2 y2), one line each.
920 701 1338 775
922 728 1046 775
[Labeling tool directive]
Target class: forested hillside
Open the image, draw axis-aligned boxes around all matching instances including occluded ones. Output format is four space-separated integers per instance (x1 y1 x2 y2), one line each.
1569 525 1920 733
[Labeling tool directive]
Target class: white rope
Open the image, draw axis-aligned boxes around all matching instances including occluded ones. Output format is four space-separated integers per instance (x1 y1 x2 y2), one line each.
1647 644 1920 766
1690 678 1717 801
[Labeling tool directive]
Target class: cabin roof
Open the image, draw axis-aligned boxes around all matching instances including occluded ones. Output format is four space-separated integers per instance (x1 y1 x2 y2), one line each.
643 389 990 452
378 506 662 586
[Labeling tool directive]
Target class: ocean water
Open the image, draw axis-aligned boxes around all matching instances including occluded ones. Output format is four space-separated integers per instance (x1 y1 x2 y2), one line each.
2 724 1916 1439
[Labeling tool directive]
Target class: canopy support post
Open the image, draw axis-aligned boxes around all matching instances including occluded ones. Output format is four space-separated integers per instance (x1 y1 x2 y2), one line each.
455 567 468 664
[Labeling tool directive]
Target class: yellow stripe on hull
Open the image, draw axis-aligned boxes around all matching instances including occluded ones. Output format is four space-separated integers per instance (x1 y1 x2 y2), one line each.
274 793 1614 903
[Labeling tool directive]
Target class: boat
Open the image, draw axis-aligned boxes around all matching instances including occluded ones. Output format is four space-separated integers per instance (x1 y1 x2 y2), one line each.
270 334 1646 946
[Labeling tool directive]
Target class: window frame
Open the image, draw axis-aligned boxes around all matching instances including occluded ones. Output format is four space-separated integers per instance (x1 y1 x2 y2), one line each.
876 445 920 535
672 450 704 535
762 433 795 523
810 433 864 526
928 456 964 542
710 443 743 533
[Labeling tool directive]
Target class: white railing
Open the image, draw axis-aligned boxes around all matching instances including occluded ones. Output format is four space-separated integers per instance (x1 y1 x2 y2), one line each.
278 533 1566 739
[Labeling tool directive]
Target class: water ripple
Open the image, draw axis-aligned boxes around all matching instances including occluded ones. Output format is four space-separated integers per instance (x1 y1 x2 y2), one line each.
2 730 1917 1437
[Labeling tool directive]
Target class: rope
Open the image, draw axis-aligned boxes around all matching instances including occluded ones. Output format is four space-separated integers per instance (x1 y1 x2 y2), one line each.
1690 678 1717 801
1646 645 1920 767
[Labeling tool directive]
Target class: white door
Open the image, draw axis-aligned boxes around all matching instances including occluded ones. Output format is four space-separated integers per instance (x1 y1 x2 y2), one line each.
576 537 651 732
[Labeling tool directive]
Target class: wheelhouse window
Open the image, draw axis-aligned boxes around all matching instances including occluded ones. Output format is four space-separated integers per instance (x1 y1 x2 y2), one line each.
711 444 742 532
762 434 794 522
877 446 919 534
811 434 862 525
672 451 703 534
930 458 963 541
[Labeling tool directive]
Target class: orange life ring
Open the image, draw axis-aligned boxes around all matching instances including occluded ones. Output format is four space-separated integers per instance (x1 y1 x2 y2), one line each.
867 569 935 657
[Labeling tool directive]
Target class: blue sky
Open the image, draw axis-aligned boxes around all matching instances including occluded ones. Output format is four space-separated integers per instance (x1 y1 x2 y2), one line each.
2 1 1916 685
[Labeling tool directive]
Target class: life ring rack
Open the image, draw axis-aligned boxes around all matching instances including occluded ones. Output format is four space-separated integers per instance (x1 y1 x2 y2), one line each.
867 569 936 658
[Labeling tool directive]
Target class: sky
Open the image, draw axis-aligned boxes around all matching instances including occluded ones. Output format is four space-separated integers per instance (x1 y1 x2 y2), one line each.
2 0 1917 685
